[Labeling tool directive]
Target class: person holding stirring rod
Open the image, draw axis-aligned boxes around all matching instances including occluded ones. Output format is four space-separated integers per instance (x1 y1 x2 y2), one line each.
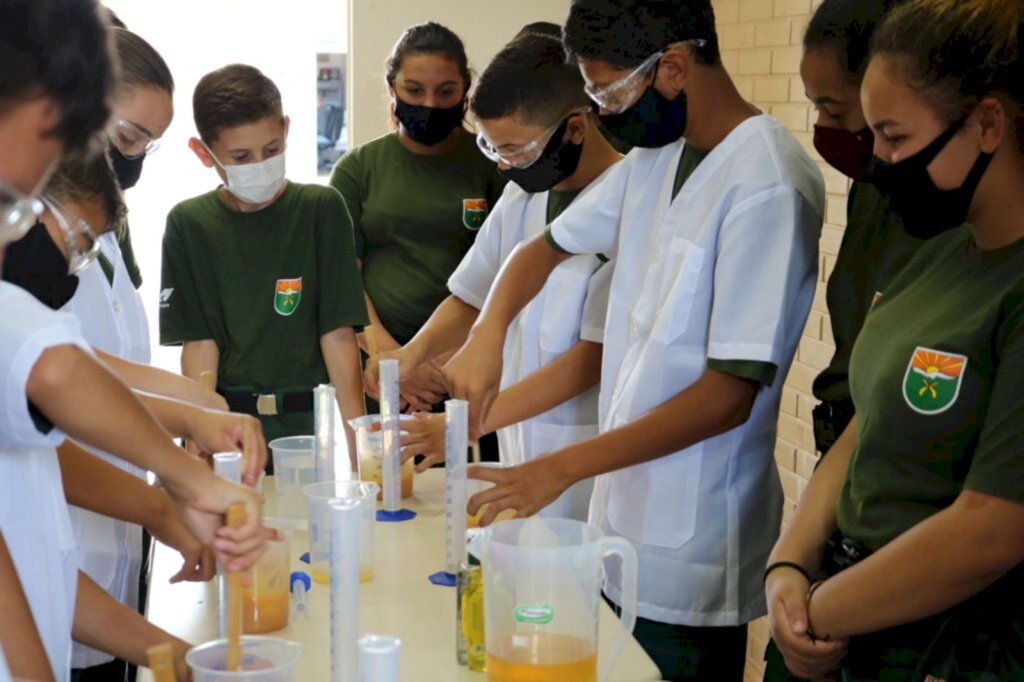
765 0 1024 679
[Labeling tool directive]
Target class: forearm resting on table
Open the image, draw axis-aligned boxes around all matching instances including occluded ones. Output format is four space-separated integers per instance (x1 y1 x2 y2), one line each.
97 349 226 410
72 571 189 667
403 295 480 366
473 235 571 336
26 345 207 486
0 532 54 681
58 440 166 527
769 418 859 573
484 340 603 433
557 368 758 484
810 489 1024 641
181 339 218 382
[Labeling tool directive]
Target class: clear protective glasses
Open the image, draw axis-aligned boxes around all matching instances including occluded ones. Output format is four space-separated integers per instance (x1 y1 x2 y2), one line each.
585 40 706 114
108 118 161 159
0 179 43 247
44 197 101 274
476 107 591 169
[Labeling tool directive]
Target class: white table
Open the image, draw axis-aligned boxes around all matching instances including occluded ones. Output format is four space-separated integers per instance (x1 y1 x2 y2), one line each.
141 471 661 681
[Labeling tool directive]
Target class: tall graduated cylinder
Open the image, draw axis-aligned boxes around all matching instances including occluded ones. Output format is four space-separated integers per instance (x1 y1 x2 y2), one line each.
468 518 638 682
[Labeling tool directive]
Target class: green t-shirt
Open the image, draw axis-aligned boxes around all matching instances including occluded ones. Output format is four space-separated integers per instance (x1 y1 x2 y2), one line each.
159 182 368 392
546 187 583 224
838 228 1024 551
329 131 506 344
813 181 925 404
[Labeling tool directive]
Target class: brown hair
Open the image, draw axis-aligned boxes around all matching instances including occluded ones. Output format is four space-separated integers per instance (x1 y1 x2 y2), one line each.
45 148 126 234
193 64 283 144
871 0 1023 134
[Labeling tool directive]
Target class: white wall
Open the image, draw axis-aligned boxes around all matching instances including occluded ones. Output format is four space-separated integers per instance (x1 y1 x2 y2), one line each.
102 0 568 374
349 0 570 145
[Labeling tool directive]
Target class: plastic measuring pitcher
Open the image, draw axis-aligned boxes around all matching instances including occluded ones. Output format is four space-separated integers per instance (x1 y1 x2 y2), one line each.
303 480 379 584
347 415 415 499
468 518 638 682
268 437 316 520
243 518 293 634
186 636 301 681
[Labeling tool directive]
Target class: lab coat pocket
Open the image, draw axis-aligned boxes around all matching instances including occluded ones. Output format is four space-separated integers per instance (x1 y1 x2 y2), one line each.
650 236 705 345
538 264 592 354
606 417 703 549
530 421 599 521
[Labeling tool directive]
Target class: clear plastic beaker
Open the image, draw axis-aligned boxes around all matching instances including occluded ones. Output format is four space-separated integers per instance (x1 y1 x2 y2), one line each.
186 636 301 681
468 518 638 682
268 437 316 520
466 462 516 528
347 415 415 499
303 480 379 584
243 519 293 634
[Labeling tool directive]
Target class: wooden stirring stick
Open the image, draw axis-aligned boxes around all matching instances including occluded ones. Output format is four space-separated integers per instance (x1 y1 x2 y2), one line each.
471 442 481 465
200 370 216 393
226 503 246 671
147 643 177 682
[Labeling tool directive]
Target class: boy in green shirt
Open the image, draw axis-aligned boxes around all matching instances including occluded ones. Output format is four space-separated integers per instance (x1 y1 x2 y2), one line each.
160 64 368 464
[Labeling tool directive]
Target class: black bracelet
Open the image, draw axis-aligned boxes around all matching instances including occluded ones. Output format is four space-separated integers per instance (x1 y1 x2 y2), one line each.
764 560 811 584
806 580 828 642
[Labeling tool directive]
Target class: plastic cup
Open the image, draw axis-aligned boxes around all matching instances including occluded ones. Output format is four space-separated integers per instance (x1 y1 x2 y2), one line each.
269 437 316 520
467 462 517 528
347 415 415 500
243 519 293 634
303 480 379 584
186 636 301 680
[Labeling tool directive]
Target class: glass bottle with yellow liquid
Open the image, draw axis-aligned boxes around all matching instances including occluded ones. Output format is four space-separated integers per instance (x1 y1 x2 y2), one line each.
459 551 486 672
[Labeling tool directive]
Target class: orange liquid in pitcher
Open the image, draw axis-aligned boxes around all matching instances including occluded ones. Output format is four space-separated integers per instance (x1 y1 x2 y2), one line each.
486 633 596 682
242 590 289 634
466 507 517 529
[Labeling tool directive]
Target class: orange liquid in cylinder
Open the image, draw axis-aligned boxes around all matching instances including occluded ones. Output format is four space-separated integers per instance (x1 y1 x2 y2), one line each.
466 507 517 529
486 633 596 682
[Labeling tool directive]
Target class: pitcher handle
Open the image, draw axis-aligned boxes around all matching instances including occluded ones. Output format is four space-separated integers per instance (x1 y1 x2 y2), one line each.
597 535 638 682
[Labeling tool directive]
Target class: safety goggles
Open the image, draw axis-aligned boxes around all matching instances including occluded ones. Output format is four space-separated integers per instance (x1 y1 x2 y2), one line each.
0 179 43 247
585 40 706 114
108 118 161 159
44 197 102 274
476 107 591 169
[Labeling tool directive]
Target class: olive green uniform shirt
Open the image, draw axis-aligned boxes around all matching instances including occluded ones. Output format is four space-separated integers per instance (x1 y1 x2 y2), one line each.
329 131 505 344
838 228 1024 551
159 182 368 396
813 181 924 404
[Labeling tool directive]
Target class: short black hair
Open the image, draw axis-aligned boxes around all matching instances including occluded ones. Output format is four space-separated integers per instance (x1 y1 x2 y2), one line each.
564 0 720 68
804 0 899 80
103 7 127 28
0 0 115 152
113 28 174 96
516 22 562 40
472 33 590 127
45 147 125 234
193 64 283 145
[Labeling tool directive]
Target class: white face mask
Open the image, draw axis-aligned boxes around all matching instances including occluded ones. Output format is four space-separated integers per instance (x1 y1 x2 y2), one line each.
206 146 287 205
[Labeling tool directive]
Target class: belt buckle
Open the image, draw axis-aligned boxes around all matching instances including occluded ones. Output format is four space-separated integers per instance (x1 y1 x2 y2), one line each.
256 393 278 416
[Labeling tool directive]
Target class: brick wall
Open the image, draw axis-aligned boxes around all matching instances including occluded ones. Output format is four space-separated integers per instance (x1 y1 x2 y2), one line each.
711 1 853 679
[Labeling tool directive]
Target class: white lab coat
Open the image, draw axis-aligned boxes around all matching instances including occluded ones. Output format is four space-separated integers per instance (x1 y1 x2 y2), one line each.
549 115 823 626
0 643 11 682
0 281 90 681
449 176 615 521
62 233 150 668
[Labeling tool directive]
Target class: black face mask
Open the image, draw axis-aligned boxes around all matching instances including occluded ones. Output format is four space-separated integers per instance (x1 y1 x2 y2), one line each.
1 221 79 310
499 119 585 194
599 80 688 149
394 96 465 146
110 144 146 190
870 117 993 239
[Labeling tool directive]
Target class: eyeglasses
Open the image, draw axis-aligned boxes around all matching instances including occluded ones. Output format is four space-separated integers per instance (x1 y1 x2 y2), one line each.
476 107 591 169
108 118 161 159
584 40 707 114
0 179 43 247
44 197 101 274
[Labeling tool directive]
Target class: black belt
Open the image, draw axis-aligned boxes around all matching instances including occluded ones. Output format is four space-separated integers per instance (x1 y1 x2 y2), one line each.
219 388 314 417
812 399 856 454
